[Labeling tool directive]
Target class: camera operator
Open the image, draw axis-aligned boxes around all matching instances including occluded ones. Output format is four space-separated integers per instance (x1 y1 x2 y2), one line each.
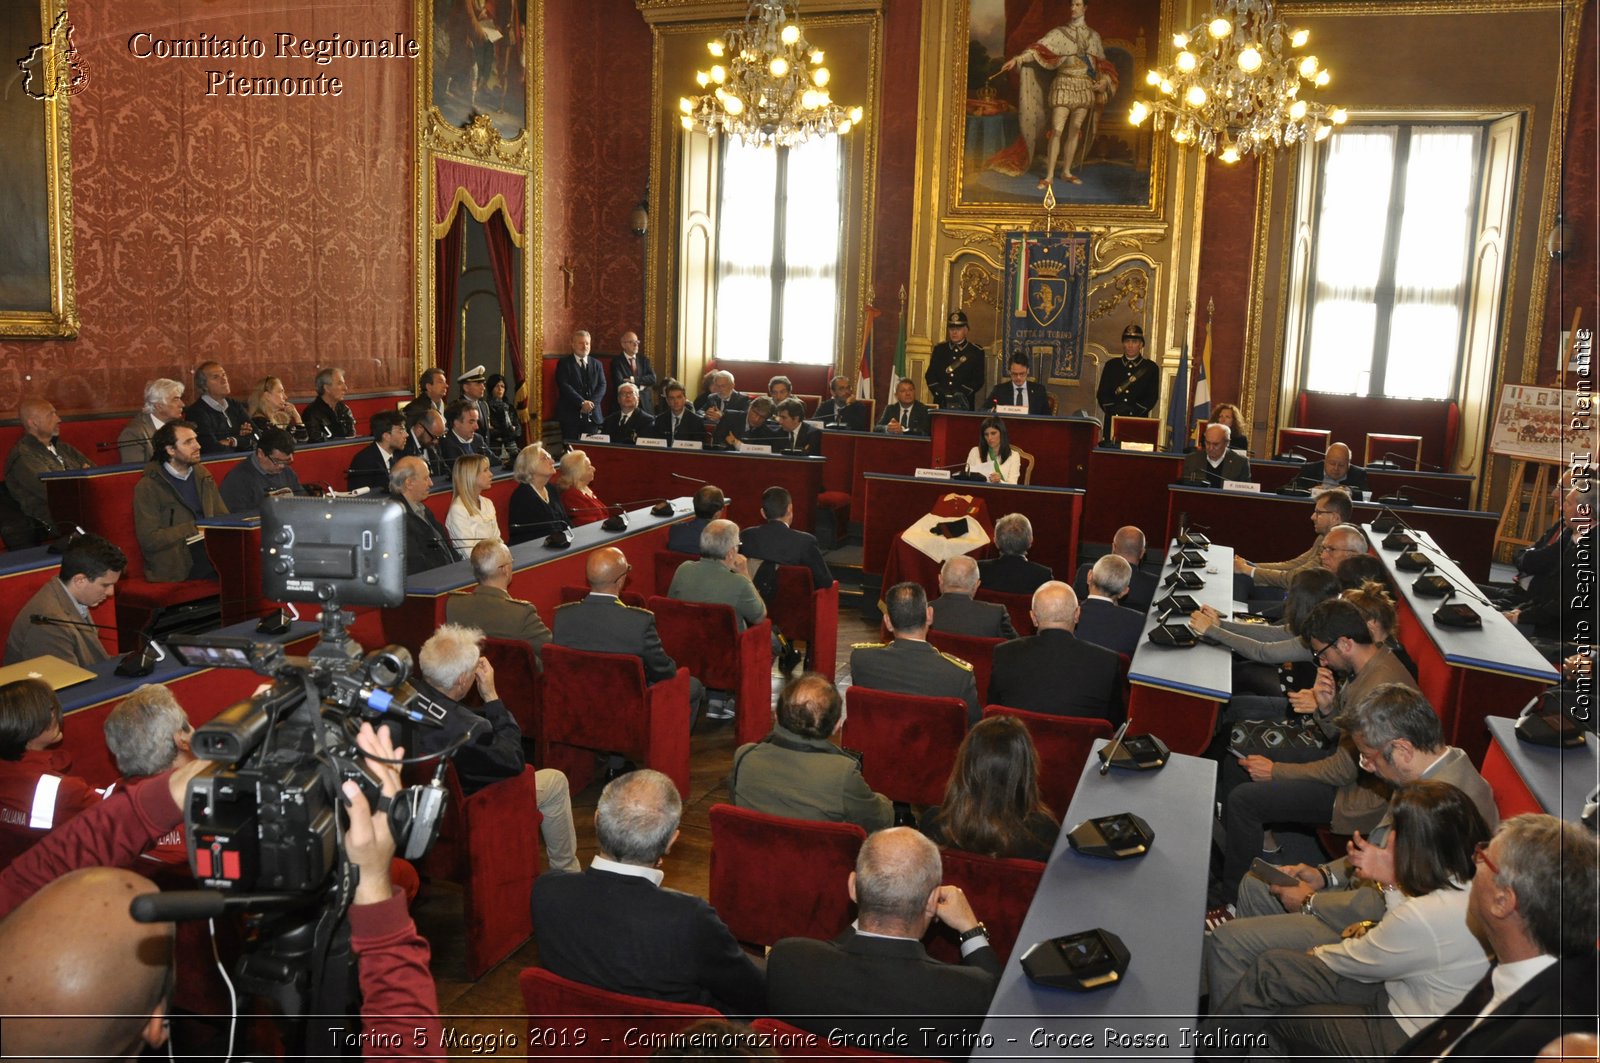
0 724 444 1061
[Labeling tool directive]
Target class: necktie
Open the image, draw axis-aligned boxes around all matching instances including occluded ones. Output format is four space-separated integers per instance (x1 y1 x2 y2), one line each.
673 414 681 436
900 408 908 428
792 430 800 450
1402 970 1495 1059
1015 386 1024 406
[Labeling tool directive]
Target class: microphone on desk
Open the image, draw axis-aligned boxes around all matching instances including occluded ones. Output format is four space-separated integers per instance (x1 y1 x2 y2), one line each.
1274 443 1326 463
1394 535 1495 607
29 615 165 677
97 438 154 461
32 522 87 555
599 498 676 531
1367 451 1440 472
671 472 709 485
1098 719 1132 777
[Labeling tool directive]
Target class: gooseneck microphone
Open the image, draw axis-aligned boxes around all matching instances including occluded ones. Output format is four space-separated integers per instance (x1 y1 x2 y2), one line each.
29 614 165 677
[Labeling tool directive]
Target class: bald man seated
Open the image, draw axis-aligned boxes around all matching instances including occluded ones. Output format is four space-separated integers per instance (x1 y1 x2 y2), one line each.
3 398 93 543
1295 441 1369 497
985 581 1125 725
929 556 1017 640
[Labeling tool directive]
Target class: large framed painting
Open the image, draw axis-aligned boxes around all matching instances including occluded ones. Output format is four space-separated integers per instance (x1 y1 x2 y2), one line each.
953 0 1169 217
1 0 76 337
430 0 530 139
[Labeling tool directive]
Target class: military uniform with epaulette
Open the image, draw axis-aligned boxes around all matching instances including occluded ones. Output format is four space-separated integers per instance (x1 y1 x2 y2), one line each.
927 309 986 411
551 593 705 715
847 638 980 726
446 584 551 665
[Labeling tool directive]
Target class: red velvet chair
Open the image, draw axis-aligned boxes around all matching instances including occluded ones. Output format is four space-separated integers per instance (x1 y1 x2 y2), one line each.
767 565 839 680
1109 415 1160 446
1275 426 1331 459
649 596 774 746
982 705 1113 819
419 762 543 980
559 585 647 608
1364 432 1423 469
480 636 541 737
923 847 1045 966
841 687 966 807
518 967 720 1056
539 643 692 799
653 549 698 596
708 804 864 949
751 1017 939 1061
926 630 1004 706
973 588 1035 636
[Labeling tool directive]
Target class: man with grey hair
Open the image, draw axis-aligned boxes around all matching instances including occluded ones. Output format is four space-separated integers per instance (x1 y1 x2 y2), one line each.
117 378 186 464
411 622 579 871
977 513 1052 594
712 395 782 449
402 406 447 477
851 581 980 725
1074 553 1143 657
600 381 653 445
303 365 356 440
667 519 767 633
530 768 764 1012
1297 440 1369 496
930 555 1017 639
815 374 868 431
988 580 1124 723
446 539 551 663
1182 422 1253 486
609 330 657 415
555 328 605 440
103 684 193 780
389 455 459 573
695 369 748 428
768 826 1000 1042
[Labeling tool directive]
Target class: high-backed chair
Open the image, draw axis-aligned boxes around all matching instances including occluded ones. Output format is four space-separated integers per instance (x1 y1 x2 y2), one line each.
1364 432 1423 469
1012 446 1036 485
518 967 720 1056
539 643 692 798
751 1017 941 1061
925 629 1005 706
418 762 543 980
972 588 1035 637
653 549 698 596
982 705 1113 819
1109 415 1160 446
649 596 773 746
767 565 839 680
708 804 864 949
480 636 541 737
841 687 966 807
1276 426 1331 459
923 847 1046 965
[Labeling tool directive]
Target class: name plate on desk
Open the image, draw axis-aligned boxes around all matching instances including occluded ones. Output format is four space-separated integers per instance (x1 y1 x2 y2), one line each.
804 419 825 430
1122 441 1155 453
994 404 1028 415
914 467 953 480
580 433 611 444
672 439 703 450
738 442 773 454
1223 479 1261 493
636 436 667 448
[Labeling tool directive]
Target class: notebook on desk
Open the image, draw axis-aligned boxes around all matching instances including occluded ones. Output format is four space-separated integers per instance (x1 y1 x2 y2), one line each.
0 655 98 691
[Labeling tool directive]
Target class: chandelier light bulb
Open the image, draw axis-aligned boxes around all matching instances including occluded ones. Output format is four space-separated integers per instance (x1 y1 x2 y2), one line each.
1315 70 1331 87
681 115 693 129
1220 144 1240 163
1173 126 1192 143
1160 79 1174 95
781 24 800 45
708 39 726 57
1176 50 1198 73
810 49 823 64
1330 107 1348 124
1298 55 1319 78
1315 123 1332 141
849 106 863 123
711 64 727 84
696 70 710 87
1237 46 1261 73
1186 85 1208 107
802 89 818 108
1146 69 1162 86
1291 28 1309 47
1209 17 1232 38
1129 100 1150 124
838 118 852 134
1288 99 1308 120
1173 33 1190 48
770 56 789 76
814 67 830 86
723 95 744 115
679 96 693 113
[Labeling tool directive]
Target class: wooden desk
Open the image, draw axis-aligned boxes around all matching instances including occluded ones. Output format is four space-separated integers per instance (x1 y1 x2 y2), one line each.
1164 485 1500 581
818 430 932 524
578 442 826 532
1366 525 1559 763
977 738 1215 1057
929 411 1099 488
1126 542 1235 756
1480 716 1597 820
860 474 1085 585
1252 459 1474 509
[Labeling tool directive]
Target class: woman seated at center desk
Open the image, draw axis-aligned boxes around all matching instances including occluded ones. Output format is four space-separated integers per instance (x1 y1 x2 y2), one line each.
963 416 1022 484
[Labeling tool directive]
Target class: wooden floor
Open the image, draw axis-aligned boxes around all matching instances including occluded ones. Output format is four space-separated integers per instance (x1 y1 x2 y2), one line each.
416 606 882 1042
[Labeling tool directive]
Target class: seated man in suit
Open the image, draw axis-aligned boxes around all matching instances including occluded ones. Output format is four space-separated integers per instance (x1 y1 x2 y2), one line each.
977 513 1052 595
667 485 726 555
1233 487 1353 599
767 827 1001 1045
132 421 226 582
694 370 749 432
814 374 869 431
529 768 765 1013
388 456 460 574
402 366 449 421
984 353 1051 415
5 533 124 667
183 361 255 453
440 399 491 462
446 540 551 665
875 378 932 436
1073 525 1158 612
600 382 654 444
1074 554 1144 658
1181 423 1253 486
929 556 1016 639
772 398 821 456
1297 441 1369 497
402 407 447 478
729 673 893 831
851 582 979 726
219 428 305 513
987 581 1124 725
712 396 783 449
740 486 832 591
5 399 93 542
767 375 793 404
346 410 408 494
650 380 706 446
117 378 186 465
408 623 578 871
302 366 357 440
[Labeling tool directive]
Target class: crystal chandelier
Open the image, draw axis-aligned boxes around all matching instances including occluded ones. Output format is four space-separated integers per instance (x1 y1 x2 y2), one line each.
1129 0 1347 162
679 0 863 148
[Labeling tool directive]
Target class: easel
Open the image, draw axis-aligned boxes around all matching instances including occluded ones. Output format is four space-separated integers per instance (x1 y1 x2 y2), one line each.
1491 309 1582 562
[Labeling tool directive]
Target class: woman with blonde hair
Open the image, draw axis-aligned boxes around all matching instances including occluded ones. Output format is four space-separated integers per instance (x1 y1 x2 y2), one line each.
445 453 499 551
556 449 609 528
246 376 303 434
507 443 566 545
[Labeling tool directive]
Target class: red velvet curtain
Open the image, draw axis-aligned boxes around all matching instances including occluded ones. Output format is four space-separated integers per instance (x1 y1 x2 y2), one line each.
483 212 525 392
434 212 465 379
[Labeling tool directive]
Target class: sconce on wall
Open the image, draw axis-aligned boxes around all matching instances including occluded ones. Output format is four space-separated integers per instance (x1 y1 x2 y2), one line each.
1547 213 1574 260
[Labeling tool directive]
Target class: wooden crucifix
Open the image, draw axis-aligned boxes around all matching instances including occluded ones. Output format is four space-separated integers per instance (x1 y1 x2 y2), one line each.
559 256 576 308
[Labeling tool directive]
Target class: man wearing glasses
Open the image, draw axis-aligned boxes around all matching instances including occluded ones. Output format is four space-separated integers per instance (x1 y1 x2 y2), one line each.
403 407 447 477
219 428 304 513
1233 487 1353 589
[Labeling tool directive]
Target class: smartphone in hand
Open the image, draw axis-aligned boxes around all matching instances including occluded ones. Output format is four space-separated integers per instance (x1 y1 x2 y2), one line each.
1249 858 1300 888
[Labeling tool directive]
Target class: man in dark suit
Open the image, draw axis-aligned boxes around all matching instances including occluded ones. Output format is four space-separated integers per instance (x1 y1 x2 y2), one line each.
402 366 449 422
650 380 706 446
555 329 606 441
1072 526 1158 612
767 827 1000 1044
987 582 1125 725
530 768 761 1011
1181 423 1253 486
694 370 749 431
609 331 657 415
389 456 460 574
850 582 979 726
815 374 870 431
711 397 783 449
346 410 408 494
184 361 254 453
740 487 831 590
402 407 447 478
600 382 654 444
772 399 821 456
1295 441 1369 496
929 556 1016 639
875 378 932 436
977 513 1053 595
984 353 1051 415
667 485 726 555
440 400 491 462
302 366 357 440
1073 554 1144 658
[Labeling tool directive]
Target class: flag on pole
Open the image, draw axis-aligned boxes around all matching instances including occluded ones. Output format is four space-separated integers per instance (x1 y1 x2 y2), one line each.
887 307 908 399
1192 317 1213 423
1010 236 1031 318
856 307 880 403
1166 337 1190 453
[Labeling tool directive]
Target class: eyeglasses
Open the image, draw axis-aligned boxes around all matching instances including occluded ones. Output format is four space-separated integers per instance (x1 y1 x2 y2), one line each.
266 453 294 467
1472 840 1499 876
1355 741 1392 770
1309 642 1334 666
1318 543 1360 555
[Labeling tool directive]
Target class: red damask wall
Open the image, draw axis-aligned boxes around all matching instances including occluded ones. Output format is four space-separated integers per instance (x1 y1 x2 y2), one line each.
539 0 652 353
866 0 923 393
0 0 416 419
1539 0 1597 383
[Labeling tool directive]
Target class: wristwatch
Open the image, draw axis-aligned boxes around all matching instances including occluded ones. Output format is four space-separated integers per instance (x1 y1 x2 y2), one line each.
956 922 989 945
1300 893 1316 916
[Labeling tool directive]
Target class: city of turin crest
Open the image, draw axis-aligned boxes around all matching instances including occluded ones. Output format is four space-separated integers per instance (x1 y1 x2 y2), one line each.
1026 260 1070 329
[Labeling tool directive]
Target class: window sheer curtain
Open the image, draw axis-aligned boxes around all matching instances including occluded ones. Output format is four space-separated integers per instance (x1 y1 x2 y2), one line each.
714 143 776 361
778 138 841 364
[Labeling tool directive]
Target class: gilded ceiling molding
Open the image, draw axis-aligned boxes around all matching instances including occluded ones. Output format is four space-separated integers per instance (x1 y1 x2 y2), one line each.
1087 270 1149 323
424 111 533 167
960 263 998 309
